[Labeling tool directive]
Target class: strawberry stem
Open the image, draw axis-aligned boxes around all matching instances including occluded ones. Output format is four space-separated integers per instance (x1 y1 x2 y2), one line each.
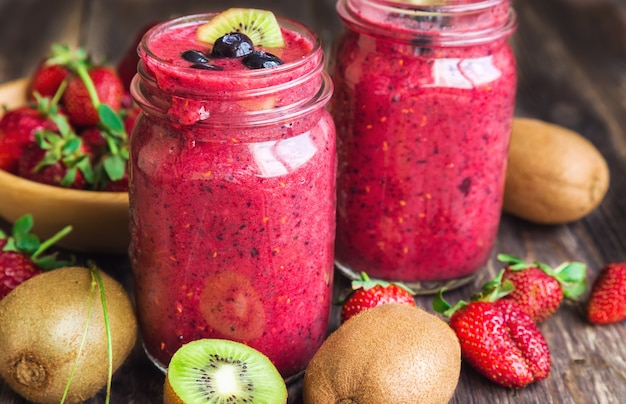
2 214 74 271
50 79 68 109
61 269 98 404
91 265 113 404
74 63 102 110
30 225 73 262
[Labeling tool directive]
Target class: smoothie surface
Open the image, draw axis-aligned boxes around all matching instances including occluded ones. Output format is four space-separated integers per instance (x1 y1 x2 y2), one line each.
146 22 314 70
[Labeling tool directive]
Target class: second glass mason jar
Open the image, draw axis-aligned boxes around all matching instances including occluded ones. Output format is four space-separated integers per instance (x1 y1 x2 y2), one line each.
129 13 336 380
331 0 518 292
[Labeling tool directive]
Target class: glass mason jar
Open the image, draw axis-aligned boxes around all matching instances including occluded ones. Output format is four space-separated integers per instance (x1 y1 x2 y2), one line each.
331 0 518 293
129 13 336 381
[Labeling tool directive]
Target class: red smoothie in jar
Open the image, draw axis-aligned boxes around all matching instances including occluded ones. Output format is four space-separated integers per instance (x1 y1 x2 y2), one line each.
332 0 517 290
129 12 335 379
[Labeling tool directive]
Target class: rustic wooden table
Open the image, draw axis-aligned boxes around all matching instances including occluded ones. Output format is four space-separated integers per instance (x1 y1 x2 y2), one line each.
0 0 625 403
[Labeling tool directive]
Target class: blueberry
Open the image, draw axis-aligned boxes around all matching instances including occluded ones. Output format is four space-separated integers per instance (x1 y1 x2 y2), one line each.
190 63 224 71
182 49 209 64
211 33 254 58
242 51 283 69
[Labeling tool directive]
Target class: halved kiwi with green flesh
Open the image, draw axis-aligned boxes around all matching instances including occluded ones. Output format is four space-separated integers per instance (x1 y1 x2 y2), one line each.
164 339 287 404
197 8 285 48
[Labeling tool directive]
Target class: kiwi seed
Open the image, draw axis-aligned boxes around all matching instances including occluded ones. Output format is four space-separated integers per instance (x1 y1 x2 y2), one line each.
164 339 287 404
197 8 285 48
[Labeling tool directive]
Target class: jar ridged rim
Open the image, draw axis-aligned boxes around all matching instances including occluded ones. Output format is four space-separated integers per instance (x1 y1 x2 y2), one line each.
337 0 518 46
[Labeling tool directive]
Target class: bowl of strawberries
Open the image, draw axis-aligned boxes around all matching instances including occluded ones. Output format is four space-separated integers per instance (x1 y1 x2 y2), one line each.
0 44 139 255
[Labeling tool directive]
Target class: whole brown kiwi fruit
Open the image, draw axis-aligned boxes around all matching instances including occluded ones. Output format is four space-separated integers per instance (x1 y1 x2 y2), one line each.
0 266 137 404
303 304 460 403
503 118 610 224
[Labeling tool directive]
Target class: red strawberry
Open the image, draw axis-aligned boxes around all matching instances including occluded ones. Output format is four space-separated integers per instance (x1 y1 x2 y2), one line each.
587 263 626 325
101 172 129 192
80 126 107 157
18 130 94 189
434 285 551 389
0 238 41 300
497 254 587 322
0 214 73 300
63 66 124 126
29 44 130 191
340 272 416 323
29 62 70 99
0 105 57 173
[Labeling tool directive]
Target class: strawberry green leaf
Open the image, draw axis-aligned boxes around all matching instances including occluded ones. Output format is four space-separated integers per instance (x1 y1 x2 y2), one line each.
98 104 124 134
13 214 34 235
102 154 126 181
432 288 452 313
62 137 81 155
432 288 467 318
351 271 389 290
497 253 531 271
47 43 89 68
553 262 587 299
35 253 75 271
471 269 515 302
77 157 95 184
558 262 586 282
350 271 415 294
564 282 586 300
13 232 39 255
1 214 73 269
11 215 40 254
60 167 78 187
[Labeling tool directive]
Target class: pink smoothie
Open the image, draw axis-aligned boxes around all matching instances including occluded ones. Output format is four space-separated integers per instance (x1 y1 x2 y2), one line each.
129 14 336 379
332 0 517 288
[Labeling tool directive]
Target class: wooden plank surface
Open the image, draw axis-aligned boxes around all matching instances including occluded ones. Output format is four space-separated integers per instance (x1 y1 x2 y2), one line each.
0 0 625 403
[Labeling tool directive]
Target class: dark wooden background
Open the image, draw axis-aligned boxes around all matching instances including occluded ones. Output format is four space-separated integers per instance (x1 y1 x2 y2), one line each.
0 0 625 403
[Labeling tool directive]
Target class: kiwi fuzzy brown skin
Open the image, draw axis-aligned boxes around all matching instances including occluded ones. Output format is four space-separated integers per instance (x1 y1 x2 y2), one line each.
0 266 138 404
303 304 461 404
503 118 610 224
163 379 184 404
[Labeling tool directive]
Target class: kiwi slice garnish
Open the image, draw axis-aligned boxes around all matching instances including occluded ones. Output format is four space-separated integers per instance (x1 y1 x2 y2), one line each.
164 339 288 404
197 8 285 48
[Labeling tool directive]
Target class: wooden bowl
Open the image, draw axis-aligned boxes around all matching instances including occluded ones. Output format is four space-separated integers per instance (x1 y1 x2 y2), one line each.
0 78 130 254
